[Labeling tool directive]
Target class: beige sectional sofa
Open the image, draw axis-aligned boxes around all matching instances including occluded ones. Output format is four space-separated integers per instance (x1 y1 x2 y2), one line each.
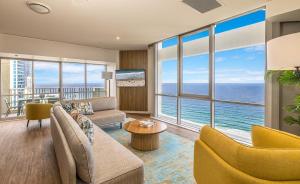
50 97 144 184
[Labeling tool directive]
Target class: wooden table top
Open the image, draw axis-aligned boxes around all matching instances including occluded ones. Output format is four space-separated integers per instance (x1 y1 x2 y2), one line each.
124 120 167 135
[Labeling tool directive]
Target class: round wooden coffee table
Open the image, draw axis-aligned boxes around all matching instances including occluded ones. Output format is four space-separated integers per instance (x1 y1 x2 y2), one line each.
124 120 167 151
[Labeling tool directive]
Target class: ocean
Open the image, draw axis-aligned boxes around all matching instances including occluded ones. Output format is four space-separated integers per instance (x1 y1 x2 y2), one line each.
158 83 264 132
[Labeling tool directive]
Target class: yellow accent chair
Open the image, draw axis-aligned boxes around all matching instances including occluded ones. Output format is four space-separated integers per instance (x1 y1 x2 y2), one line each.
25 103 52 128
194 125 300 184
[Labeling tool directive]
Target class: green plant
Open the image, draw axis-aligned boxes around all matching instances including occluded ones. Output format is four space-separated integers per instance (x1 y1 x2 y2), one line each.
284 95 300 126
276 70 300 126
278 70 300 86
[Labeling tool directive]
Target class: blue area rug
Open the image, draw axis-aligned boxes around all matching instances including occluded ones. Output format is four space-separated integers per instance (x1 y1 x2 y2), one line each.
104 127 195 184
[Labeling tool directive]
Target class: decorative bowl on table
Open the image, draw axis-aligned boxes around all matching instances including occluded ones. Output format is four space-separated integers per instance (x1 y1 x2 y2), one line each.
139 120 155 128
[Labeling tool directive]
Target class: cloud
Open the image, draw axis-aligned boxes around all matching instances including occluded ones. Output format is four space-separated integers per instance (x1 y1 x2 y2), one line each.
215 69 264 83
183 67 208 75
232 55 241 60
34 62 59 71
216 57 225 62
245 56 256 61
244 45 265 52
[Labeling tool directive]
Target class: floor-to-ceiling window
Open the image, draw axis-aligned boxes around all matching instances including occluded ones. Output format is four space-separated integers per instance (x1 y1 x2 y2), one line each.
62 62 86 100
156 37 178 123
86 64 106 98
155 9 265 143
34 61 60 103
180 29 211 128
214 10 265 141
0 59 107 119
1 59 32 118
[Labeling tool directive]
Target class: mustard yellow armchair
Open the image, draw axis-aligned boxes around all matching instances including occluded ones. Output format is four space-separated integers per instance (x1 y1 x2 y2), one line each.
194 125 300 184
25 103 52 128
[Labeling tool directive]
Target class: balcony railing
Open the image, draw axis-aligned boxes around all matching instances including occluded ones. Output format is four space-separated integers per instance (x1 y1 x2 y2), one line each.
1 87 106 118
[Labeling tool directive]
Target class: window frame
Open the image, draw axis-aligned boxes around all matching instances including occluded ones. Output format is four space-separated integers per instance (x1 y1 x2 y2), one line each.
154 8 266 143
0 58 107 120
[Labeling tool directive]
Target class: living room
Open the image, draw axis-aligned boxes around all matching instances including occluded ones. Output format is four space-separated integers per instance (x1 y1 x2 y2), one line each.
0 0 300 184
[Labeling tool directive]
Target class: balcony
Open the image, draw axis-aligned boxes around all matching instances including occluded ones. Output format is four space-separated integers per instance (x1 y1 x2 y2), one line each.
1 87 106 119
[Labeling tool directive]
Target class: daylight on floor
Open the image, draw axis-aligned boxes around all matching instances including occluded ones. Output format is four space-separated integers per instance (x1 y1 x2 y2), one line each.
0 0 300 184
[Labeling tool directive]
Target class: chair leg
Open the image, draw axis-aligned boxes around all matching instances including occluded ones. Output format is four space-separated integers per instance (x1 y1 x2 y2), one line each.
120 122 122 129
39 120 42 128
5 109 11 118
27 120 30 127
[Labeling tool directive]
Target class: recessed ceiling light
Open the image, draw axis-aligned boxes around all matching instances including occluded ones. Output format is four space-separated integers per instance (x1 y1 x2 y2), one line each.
116 36 121 40
72 0 89 4
26 1 51 14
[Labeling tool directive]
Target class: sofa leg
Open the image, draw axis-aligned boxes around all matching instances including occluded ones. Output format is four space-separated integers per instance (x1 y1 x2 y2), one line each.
39 120 42 128
27 120 30 127
120 123 122 129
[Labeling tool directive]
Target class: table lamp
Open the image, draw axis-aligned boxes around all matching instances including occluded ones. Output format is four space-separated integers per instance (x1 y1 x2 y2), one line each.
267 32 300 72
102 72 113 97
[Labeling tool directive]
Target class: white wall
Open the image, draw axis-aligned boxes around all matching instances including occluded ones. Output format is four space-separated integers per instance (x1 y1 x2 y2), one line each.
266 0 300 18
0 33 119 63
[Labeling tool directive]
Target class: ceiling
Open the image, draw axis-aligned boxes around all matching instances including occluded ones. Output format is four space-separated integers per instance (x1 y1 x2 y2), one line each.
0 0 266 50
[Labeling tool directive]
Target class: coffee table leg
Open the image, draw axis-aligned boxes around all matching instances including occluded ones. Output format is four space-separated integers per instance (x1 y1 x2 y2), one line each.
131 133 159 151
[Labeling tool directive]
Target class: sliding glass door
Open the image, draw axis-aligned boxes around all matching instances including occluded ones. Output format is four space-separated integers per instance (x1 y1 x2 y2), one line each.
62 62 85 100
180 29 211 127
182 29 210 96
155 9 266 143
214 10 266 140
86 64 106 98
0 59 107 120
156 37 178 123
34 61 60 103
1 59 33 118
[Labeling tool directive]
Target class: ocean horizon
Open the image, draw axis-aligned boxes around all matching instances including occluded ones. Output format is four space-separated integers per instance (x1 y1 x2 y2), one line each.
158 83 264 132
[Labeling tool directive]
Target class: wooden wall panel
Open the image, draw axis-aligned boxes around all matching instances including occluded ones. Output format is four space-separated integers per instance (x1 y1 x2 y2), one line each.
119 50 148 111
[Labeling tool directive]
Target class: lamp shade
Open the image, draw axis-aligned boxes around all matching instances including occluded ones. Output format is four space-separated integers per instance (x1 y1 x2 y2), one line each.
267 32 300 70
102 71 113 80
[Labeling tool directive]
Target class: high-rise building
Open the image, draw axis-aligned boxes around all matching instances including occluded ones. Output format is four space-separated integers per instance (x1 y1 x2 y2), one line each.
9 60 32 106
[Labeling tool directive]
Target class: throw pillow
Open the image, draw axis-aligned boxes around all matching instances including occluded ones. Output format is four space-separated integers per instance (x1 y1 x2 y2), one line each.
70 109 80 120
61 101 75 113
77 101 94 115
76 114 94 144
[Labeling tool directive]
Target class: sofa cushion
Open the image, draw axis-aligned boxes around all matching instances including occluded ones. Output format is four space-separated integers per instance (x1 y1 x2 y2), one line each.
92 126 144 184
87 110 126 126
53 106 95 183
91 97 116 111
77 101 94 115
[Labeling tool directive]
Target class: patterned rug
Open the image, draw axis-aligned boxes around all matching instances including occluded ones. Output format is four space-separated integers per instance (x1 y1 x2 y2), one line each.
104 126 195 184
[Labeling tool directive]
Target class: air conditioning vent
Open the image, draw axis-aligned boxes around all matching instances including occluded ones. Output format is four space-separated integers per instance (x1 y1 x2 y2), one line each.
183 0 222 13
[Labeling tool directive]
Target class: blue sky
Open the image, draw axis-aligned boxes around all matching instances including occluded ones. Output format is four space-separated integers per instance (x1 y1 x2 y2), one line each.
34 62 105 87
160 9 265 84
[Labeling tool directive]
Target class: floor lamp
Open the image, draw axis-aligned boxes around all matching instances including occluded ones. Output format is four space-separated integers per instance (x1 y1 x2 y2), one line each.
102 72 113 97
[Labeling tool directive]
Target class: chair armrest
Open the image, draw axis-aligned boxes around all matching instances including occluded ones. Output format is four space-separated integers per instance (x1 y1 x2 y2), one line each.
200 126 300 181
252 125 300 148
